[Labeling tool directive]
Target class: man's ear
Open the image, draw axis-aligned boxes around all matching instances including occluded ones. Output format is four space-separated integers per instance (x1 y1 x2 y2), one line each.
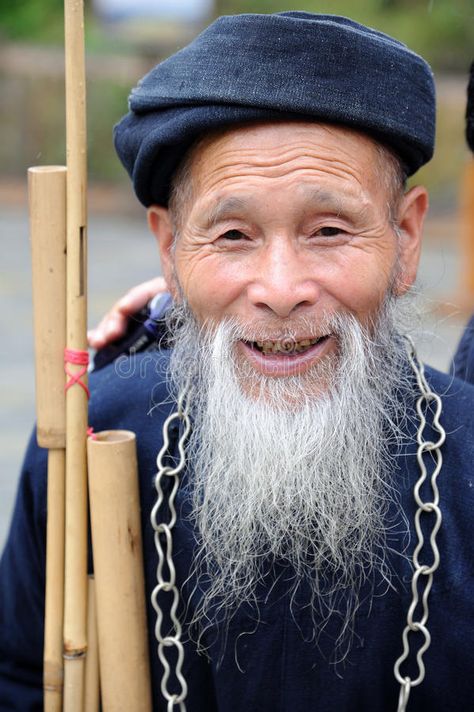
393 185 429 296
147 205 178 297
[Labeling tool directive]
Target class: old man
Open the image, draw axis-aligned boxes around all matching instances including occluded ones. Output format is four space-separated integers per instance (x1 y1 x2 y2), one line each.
1 12 474 712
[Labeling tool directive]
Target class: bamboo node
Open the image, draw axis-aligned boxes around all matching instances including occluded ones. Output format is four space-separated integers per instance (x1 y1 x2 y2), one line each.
43 659 64 691
43 683 63 692
63 647 87 661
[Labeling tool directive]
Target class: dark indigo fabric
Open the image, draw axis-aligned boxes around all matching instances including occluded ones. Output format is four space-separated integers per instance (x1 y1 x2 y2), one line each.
1 351 474 711
452 315 474 384
113 12 436 207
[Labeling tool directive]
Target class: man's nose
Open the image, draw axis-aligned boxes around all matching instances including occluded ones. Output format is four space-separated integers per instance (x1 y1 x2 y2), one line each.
246 239 320 318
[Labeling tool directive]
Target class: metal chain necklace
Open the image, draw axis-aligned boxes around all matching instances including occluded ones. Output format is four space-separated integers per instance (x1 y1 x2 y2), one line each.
151 387 191 712
393 337 446 711
151 339 445 712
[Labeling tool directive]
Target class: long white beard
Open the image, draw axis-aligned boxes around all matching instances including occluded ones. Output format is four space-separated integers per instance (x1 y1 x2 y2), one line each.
166 299 412 655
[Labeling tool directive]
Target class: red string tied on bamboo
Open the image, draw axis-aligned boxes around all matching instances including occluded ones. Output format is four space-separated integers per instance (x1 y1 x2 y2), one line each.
64 348 90 398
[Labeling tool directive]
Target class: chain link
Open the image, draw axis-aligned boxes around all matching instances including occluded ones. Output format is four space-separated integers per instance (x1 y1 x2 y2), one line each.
151 388 191 711
393 337 446 711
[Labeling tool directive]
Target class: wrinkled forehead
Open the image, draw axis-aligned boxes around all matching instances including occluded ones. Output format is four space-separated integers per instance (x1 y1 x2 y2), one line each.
182 121 386 208
192 120 379 166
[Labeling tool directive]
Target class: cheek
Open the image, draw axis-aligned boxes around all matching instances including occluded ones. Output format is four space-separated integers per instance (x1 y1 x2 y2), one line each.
324 248 397 317
174 252 245 320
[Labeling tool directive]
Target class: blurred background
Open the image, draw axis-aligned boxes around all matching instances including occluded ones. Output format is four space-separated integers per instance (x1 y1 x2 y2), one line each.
1 0 473 546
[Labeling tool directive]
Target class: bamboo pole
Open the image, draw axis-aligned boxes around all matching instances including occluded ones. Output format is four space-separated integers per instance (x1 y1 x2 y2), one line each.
62 0 89 708
84 577 100 712
87 431 152 712
28 165 67 712
44 448 67 712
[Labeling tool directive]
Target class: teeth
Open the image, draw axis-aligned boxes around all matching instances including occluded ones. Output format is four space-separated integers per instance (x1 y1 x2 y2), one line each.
280 340 294 353
255 336 323 355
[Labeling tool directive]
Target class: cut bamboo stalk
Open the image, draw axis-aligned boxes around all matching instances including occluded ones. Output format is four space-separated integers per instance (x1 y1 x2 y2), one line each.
84 577 100 712
63 0 89 708
88 431 152 712
29 166 67 450
28 165 67 712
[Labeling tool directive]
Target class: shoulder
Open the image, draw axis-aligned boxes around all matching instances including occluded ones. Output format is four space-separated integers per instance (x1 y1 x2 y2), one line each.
88 349 177 479
88 350 181 551
419 367 474 593
88 348 174 433
424 364 474 442
402 365 474 543
452 315 474 383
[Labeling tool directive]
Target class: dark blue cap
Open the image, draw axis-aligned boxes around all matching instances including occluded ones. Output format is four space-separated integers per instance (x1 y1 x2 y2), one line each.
114 12 436 207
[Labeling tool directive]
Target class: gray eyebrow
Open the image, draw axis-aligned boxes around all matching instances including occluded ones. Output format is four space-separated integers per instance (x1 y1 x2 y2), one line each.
203 186 370 228
300 186 371 220
301 187 346 213
204 196 251 228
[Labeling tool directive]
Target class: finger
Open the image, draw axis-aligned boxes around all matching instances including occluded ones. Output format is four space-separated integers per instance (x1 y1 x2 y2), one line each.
87 313 127 349
117 276 167 314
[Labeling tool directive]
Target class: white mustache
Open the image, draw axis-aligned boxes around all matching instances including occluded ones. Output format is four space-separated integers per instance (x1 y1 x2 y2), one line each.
203 312 342 344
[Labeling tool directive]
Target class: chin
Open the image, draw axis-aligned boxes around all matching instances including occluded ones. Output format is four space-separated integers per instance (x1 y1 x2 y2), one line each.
231 341 338 408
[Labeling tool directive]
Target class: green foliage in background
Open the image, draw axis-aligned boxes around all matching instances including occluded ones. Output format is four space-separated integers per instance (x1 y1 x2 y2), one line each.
0 72 131 183
1 0 473 69
87 80 131 180
215 0 474 70
0 0 65 43
1 0 471 207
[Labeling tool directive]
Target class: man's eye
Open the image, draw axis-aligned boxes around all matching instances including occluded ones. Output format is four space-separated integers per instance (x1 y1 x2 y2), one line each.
220 229 246 240
316 226 343 237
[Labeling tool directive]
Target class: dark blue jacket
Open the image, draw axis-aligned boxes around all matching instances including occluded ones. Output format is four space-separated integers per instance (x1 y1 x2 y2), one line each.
452 315 474 384
1 351 474 711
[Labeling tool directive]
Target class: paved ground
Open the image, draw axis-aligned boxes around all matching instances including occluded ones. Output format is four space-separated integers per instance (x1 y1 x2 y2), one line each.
0 203 470 549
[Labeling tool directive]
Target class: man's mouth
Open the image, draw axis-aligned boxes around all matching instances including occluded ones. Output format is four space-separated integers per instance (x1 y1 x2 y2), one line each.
237 334 334 378
245 336 328 356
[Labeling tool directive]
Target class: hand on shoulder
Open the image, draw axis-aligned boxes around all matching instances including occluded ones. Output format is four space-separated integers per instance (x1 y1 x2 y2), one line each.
87 276 168 349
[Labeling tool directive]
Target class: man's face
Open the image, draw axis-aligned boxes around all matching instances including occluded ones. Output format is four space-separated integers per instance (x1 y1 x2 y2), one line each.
151 121 425 380
148 122 427 638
